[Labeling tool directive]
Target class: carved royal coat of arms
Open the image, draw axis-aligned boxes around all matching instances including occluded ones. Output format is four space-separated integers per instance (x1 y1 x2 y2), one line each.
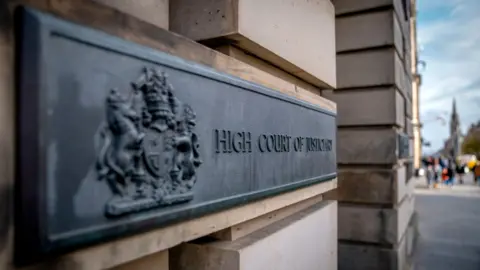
95 67 202 217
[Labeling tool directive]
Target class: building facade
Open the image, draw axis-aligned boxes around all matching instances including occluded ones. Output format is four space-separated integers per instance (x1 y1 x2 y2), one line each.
325 1 417 269
0 1 417 269
411 0 423 174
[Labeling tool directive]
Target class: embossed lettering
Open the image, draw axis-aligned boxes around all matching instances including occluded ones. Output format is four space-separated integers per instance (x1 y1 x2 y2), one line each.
258 134 267 152
216 129 252 153
265 135 273 152
215 129 228 153
325 139 333 151
245 132 252 153
232 132 242 153
217 132 331 154
294 137 304 152
227 131 232 153
305 138 333 152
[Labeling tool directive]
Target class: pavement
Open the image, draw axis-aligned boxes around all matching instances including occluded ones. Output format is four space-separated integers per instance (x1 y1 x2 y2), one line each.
413 173 480 270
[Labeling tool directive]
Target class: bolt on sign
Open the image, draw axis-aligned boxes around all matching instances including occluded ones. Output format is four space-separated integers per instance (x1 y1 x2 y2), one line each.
15 7 337 265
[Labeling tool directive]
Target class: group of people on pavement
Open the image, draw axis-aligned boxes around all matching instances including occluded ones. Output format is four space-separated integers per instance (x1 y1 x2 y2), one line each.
423 156 476 188
472 160 480 184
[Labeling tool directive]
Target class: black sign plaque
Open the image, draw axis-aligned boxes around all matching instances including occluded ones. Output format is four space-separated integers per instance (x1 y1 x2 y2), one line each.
398 132 411 159
15 8 337 265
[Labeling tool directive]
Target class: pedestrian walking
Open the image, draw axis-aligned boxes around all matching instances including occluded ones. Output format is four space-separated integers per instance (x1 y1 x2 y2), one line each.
467 159 477 177
444 163 455 187
474 162 480 185
426 164 435 188
455 161 465 184
439 157 447 168
433 158 442 188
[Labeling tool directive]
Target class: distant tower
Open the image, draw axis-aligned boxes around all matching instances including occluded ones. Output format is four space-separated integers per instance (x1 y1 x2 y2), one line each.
449 98 461 159
450 99 459 135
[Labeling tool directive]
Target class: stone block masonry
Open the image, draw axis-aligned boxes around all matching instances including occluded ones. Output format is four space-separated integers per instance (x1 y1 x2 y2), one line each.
93 0 169 29
170 0 337 89
329 0 415 269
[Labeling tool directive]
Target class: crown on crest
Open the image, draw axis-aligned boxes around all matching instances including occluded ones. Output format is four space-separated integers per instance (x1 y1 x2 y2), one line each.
132 67 173 118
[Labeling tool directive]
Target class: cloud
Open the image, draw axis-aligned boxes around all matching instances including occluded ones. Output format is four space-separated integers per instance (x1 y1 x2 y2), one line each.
418 0 480 152
417 0 461 11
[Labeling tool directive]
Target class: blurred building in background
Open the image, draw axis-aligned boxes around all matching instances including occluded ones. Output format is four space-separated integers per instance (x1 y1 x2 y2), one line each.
411 0 423 174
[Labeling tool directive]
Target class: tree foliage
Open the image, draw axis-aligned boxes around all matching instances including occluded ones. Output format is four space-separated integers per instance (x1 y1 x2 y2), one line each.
462 130 480 157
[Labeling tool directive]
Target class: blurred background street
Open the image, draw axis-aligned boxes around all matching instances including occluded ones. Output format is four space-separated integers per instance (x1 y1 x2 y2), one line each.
414 173 480 270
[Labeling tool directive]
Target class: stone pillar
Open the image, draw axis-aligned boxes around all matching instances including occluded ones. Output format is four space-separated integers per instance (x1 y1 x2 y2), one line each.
326 0 416 269
410 0 422 171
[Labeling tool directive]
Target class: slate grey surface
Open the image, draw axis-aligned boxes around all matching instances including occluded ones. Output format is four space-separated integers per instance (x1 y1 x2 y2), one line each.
15 7 336 264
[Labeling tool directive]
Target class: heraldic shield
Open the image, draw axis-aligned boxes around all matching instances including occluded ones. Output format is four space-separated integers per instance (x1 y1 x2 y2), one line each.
95 67 202 217
143 129 168 179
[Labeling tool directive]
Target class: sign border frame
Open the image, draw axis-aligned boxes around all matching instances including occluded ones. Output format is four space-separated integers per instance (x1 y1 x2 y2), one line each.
14 7 337 266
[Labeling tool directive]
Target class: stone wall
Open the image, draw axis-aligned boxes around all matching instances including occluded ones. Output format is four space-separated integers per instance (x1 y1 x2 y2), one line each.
0 0 338 269
326 1 416 269
170 0 337 89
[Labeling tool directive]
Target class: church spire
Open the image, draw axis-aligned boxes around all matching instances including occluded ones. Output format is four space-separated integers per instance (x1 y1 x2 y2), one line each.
452 98 457 116
449 98 462 158
450 98 459 136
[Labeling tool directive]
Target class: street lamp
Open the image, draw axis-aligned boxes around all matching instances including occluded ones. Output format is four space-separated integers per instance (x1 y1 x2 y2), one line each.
421 138 431 147
418 115 447 127
417 60 426 72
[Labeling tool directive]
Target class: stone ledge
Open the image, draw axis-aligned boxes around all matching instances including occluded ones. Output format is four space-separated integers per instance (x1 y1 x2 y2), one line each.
322 87 404 127
338 128 399 165
395 50 412 98
338 194 415 245
405 97 412 118
213 45 336 111
170 201 337 270
333 0 409 25
39 179 337 270
215 45 320 93
93 0 169 29
338 208 416 270
8 0 336 114
111 250 168 270
326 166 411 205
336 9 405 59
337 48 410 95
333 0 391 15
333 0 411 67
170 0 337 88
405 118 413 137
210 194 324 241
337 48 394 88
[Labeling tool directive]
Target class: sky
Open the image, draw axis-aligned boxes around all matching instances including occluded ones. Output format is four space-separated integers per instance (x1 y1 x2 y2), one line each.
417 0 480 154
